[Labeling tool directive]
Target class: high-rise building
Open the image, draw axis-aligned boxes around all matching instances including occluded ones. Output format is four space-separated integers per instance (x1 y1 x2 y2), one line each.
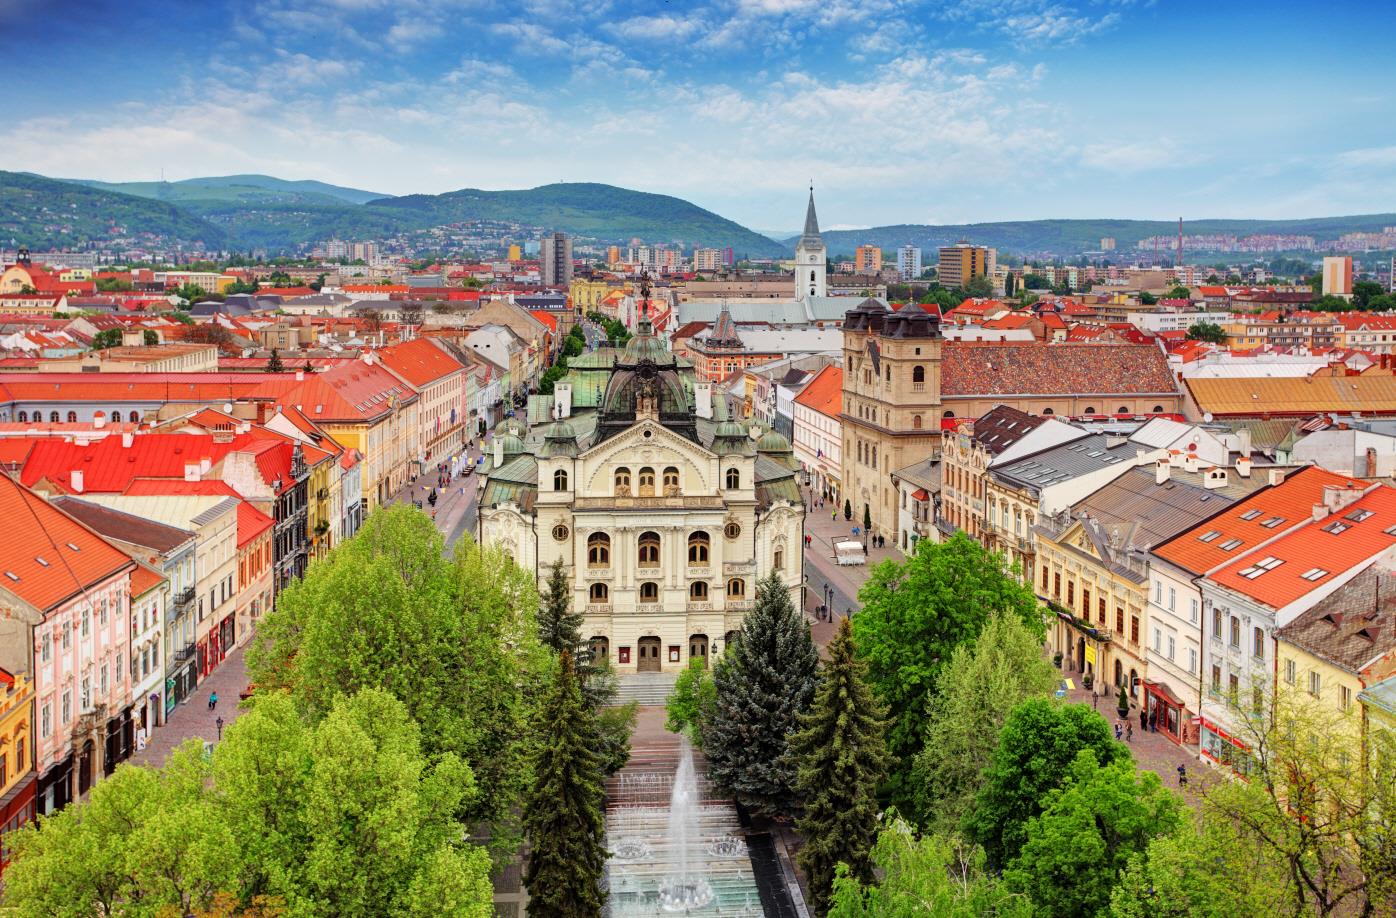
1322 255 1353 299
351 242 377 262
541 232 573 286
855 245 882 274
937 243 995 290
325 239 351 260
795 188 827 301
897 245 922 280
1100 237 1116 252
508 244 523 262
694 248 722 272
607 245 621 265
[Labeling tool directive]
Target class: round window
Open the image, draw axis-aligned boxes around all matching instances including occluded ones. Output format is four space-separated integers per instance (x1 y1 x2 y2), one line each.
642 429 653 439
724 521 741 540
552 523 570 542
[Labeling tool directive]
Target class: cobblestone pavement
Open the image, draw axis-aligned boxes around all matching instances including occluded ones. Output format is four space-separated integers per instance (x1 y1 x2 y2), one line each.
128 642 249 768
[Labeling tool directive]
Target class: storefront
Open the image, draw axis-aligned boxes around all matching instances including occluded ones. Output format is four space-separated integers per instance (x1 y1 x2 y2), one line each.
167 655 198 716
1143 680 1194 745
0 774 36 875
103 706 133 777
1199 716 1253 775
37 754 73 816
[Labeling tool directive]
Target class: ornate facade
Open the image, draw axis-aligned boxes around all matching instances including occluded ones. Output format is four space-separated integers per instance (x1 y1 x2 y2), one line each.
477 315 805 674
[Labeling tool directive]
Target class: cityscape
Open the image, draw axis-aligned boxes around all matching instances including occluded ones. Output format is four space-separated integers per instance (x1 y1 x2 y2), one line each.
2 0 1396 916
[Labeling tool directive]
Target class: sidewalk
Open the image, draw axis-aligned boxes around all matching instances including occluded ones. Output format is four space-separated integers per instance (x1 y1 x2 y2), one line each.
129 642 249 768
387 441 486 549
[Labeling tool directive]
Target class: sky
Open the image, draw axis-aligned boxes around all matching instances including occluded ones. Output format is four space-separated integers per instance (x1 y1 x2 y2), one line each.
2 0 1395 232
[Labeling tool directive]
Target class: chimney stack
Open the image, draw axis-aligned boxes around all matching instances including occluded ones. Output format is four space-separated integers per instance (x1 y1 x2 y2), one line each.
70 470 84 493
121 432 134 448
494 435 503 470
1155 458 1171 485
1184 452 1199 473
695 382 713 420
1238 428 1252 459
92 412 105 430
1204 467 1228 490
1313 502 1330 522
1366 447 1378 478
295 369 305 382
1236 456 1252 478
1269 468 1287 486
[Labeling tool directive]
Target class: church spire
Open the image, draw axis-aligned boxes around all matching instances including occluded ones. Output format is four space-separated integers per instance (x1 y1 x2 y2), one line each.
800 184 821 246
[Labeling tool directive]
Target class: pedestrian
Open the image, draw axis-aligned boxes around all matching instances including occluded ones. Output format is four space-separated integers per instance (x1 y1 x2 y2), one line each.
1177 763 1188 787
1091 687 1098 709
1139 708 1147 733
832 508 837 522
804 534 812 547
208 691 218 712
1126 722 1133 742
1114 722 1122 740
216 716 224 741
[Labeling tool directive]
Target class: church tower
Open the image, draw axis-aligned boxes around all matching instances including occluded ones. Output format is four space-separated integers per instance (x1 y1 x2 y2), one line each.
795 186 826 301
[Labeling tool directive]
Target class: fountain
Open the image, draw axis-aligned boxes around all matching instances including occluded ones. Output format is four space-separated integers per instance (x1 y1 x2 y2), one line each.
656 739 715 911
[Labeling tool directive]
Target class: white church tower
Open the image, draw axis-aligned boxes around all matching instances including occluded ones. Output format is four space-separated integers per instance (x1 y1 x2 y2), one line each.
795 185 826 301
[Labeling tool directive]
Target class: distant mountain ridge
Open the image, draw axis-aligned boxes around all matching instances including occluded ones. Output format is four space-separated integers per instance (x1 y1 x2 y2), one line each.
798 216 1396 258
2 172 789 256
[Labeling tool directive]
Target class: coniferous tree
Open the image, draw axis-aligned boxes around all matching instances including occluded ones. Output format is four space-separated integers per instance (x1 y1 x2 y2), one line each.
523 652 607 917
790 618 888 914
538 558 583 654
267 348 285 373
705 571 820 816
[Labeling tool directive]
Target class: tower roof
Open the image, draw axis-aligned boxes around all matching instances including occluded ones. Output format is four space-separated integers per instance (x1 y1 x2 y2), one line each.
798 187 822 248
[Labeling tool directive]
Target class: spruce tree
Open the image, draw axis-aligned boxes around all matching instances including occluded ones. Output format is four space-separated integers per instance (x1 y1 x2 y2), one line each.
267 347 285 373
790 617 888 914
523 651 607 917
538 558 582 655
705 571 819 816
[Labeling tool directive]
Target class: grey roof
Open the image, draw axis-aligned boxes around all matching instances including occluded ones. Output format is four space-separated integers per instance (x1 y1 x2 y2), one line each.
991 432 1140 492
677 295 885 326
893 457 941 492
799 189 822 248
1072 467 1261 552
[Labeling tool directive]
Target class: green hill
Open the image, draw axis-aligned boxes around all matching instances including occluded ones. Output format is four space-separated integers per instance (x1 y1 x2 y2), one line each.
72 174 389 206
0 171 227 250
371 182 789 256
804 215 1396 258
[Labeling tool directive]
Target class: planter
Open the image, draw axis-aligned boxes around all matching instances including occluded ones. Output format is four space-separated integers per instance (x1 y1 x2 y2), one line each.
1082 675 1094 690
1052 652 1063 668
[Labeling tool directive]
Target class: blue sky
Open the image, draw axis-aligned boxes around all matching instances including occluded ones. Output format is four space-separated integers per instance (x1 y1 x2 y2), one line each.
2 0 1395 231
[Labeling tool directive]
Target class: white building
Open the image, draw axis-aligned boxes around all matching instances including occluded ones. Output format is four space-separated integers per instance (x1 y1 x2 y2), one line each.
897 245 922 280
794 190 827 301
791 364 843 501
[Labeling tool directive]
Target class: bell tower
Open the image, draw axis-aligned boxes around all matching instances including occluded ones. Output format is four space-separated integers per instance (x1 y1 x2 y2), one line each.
795 185 826 302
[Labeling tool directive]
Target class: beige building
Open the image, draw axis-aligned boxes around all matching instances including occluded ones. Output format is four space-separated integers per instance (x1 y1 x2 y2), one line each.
38 344 219 374
938 243 996 290
478 317 805 674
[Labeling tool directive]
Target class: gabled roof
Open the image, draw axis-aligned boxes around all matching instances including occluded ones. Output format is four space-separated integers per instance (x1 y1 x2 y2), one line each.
1152 466 1358 575
130 560 166 598
941 342 1178 398
253 359 417 423
377 338 464 388
793 365 841 419
50 495 196 553
1277 563 1396 675
970 405 1045 455
0 475 135 612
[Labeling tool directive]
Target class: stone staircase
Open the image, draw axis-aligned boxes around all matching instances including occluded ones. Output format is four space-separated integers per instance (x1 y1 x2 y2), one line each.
613 671 680 706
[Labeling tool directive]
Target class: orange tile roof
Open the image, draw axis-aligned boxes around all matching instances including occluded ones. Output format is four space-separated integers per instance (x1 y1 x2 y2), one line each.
130 561 166 597
0 372 279 405
1186 376 1396 417
377 338 464 388
793 365 842 419
1152 466 1363 576
0 474 134 611
235 501 274 548
529 310 558 333
1208 484 1396 609
252 359 417 423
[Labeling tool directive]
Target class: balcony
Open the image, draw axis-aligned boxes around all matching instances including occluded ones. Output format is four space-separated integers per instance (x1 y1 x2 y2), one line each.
174 642 197 664
726 600 754 611
584 604 610 615
316 487 329 501
174 587 195 610
687 602 714 612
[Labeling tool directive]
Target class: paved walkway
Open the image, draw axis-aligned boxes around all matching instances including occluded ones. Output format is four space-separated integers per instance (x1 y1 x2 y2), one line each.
387 441 485 550
129 642 250 768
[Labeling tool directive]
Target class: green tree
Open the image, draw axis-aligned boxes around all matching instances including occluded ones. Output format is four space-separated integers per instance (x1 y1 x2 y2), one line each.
539 558 583 654
1116 683 1130 719
1354 279 1385 308
174 282 209 303
666 656 715 746
1022 273 1051 289
965 698 1124 867
267 348 285 373
862 503 871 537
790 618 888 913
963 275 993 297
562 336 583 358
248 507 548 854
1164 285 1193 300
911 611 1055 833
854 532 1042 805
95 276 133 292
705 572 820 816
90 327 123 350
827 818 1034 918
523 652 607 917
1004 273 1016 297
224 279 259 295
1186 321 1226 344
1311 294 1358 312
1139 291 1158 305
1005 751 1183 917
143 329 158 346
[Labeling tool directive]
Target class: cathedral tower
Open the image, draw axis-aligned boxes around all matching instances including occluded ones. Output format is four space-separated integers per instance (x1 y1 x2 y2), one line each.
795 186 826 301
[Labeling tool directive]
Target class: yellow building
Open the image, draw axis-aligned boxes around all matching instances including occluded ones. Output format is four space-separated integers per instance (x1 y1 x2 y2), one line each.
570 276 621 312
0 666 36 858
938 243 996 290
507 244 522 262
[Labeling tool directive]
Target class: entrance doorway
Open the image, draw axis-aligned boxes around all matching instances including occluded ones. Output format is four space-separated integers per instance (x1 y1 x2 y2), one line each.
689 634 710 668
589 636 610 665
77 740 94 797
637 637 662 672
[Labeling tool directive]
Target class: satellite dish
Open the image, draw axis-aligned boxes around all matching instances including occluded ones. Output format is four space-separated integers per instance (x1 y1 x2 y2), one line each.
1203 413 1213 423
223 403 233 413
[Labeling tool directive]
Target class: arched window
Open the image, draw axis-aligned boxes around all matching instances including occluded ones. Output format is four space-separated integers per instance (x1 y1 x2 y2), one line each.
587 533 611 567
774 548 784 570
727 577 745 599
690 581 709 601
663 466 680 494
809 270 815 282
912 365 925 384
49 411 59 423
1042 408 1054 415
1152 405 1164 414
66 411 77 423
589 636 610 663
638 531 661 567
589 582 609 604
912 415 922 430
688 531 710 565
553 469 568 491
1117 406 1129 415
725 467 740 489
943 410 955 419
614 467 631 495
1083 407 1096 415
129 411 139 423
16 411 25 423
638 466 655 497
640 581 659 602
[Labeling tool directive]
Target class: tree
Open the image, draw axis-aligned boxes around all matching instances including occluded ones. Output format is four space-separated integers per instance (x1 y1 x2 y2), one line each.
1311 294 1358 312
1164 285 1193 300
539 558 583 654
1186 321 1226 343
964 698 1125 867
1354 279 1385 308
174 282 209 303
143 329 158 346
248 507 548 855
910 611 1055 834
399 301 425 327
1116 683 1130 719
862 503 871 536
1023 273 1051 289
224 279 259 296
963 275 993 297
353 304 385 335
186 322 235 348
1107 817 1293 918
790 618 888 913
843 498 852 521
827 818 1034 918
1004 273 1016 297
89 327 123 350
1005 751 1183 917
1139 291 1158 305
666 656 715 746
854 532 1042 805
704 571 820 816
267 348 285 373
561 336 584 358
523 652 607 917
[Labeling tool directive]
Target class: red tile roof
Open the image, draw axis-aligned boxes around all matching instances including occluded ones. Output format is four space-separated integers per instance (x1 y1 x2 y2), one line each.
529 310 558 333
940 343 1179 397
0 474 134 612
377 338 464 388
235 501 274 548
0 372 279 405
253 358 417 422
130 561 166 597
793 365 842 419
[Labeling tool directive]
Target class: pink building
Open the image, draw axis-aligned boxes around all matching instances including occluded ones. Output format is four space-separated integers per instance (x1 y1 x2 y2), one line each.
0 474 135 814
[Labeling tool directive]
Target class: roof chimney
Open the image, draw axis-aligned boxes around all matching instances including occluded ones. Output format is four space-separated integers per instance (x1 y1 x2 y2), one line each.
199 456 212 475
1238 427 1252 459
184 463 200 481
92 412 105 430
1268 468 1286 486
1155 458 1171 485
1366 447 1378 478
1324 484 1364 513
1313 502 1330 522
295 369 305 382
70 470 84 493
1184 452 1199 473
121 431 134 448
494 435 503 470
1204 467 1228 490
1236 456 1252 477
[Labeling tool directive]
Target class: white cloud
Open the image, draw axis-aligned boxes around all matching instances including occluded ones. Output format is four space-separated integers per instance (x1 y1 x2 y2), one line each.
386 20 445 50
1080 140 1197 174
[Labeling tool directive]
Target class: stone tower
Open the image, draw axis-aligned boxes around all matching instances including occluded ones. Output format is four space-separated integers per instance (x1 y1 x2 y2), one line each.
795 187 826 301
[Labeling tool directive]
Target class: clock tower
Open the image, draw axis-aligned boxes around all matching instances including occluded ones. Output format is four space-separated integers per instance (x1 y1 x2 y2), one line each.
795 186 826 302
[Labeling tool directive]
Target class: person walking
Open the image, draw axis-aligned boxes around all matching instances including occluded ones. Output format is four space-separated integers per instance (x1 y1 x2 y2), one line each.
1177 763 1188 787
1114 722 1122 740
1139 708 1147 733
208 691 218 712
1126 722 1133 743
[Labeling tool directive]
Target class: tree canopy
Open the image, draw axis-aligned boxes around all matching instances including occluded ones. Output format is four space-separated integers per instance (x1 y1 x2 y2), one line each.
1186 321 1226 343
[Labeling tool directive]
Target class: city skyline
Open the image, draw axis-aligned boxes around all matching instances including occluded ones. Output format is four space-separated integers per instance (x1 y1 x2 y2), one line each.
2 0 1394 231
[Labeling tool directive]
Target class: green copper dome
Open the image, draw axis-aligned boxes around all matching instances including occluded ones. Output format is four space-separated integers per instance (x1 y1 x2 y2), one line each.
756 429 792 453
623 330 671 363
715 420 747 439
498 432 527 457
